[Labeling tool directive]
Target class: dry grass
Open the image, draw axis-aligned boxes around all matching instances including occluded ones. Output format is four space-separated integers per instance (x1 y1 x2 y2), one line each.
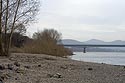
11 40 72 57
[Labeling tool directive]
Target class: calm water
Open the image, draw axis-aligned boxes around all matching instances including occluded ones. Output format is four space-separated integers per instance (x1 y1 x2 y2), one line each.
70 52 125 65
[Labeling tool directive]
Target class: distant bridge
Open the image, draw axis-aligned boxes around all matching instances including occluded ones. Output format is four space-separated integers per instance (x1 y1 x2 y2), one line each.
63 44 125 53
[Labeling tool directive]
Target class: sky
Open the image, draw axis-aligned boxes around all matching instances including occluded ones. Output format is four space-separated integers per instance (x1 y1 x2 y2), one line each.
27 0 125 42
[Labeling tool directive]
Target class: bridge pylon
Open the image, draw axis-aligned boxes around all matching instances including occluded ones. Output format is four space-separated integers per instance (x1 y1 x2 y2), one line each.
83 47 86 53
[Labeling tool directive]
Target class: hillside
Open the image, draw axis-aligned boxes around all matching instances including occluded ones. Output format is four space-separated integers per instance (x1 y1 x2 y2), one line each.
62 39 125 52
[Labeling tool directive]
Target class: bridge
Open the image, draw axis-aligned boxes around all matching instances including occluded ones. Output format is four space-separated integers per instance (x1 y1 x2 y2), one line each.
63 44 125 53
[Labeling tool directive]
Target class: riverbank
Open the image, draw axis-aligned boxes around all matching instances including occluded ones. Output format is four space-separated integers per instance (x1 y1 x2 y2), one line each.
0 53 125 83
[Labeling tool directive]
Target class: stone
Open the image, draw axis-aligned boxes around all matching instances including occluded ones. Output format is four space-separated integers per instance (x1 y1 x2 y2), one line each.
53 73 62 78
0 80 3 83
47 73 62 78
24 65 30 69
16 68 25 74
47 74 53 78
7 64 14 70
0 73 10 81
0 65 5 70
14 62 20 67
88 68 93 70
38 64 41 67
15 77 19 80
0 76 3 82
60 66 67 69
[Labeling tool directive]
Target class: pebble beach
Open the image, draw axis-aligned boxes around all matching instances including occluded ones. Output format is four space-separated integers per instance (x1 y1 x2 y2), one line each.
0 53 125 83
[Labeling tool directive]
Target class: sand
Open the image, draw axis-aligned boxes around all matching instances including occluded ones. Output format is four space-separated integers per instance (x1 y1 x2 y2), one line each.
0 53 125 83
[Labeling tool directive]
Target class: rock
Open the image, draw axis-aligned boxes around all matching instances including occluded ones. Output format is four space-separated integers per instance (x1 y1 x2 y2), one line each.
53 73 62 78
0 65 5 70
47 74 53 78
15 78 18 80
60 66 67 69
14 62 20 67
88 68 93 70
7 64 14 70
0 73 10 81
15 77 19 80
24 65 30 69
38 64 41 67
0 80 3 83
16 68 25 74
47 73 62 78
43 57 56 60
9 57 14 61
0 76 4 81
0 77 3 83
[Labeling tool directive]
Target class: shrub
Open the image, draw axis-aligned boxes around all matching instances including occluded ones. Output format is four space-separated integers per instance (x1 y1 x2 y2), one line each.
22 29 72 57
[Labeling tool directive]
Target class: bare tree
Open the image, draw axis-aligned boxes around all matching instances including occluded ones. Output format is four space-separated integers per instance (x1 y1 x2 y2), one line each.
0 0 40 56
33 29 62 44
29 29 72 56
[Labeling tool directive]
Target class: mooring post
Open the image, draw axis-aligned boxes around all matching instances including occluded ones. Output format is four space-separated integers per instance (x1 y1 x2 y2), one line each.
83 47 86 53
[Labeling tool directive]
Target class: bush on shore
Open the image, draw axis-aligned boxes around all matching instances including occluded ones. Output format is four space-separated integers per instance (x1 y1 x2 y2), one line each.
12 29 72 57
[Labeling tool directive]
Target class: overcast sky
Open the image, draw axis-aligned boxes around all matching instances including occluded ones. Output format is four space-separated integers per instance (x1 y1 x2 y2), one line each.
27 0 125 42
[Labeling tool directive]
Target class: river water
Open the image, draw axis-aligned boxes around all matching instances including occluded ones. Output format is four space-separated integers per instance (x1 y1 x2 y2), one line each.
70 52 125 65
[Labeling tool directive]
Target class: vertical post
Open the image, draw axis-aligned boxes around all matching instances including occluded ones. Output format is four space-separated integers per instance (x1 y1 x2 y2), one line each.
83 47 86 53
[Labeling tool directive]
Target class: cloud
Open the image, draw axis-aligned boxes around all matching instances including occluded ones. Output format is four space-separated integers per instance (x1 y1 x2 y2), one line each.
28 0 125 41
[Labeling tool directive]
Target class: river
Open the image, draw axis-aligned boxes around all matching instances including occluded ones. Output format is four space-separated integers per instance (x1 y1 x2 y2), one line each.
70 52 125 65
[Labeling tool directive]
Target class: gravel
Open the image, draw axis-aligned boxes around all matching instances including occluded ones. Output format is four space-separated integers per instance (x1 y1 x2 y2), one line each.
0 53 124 83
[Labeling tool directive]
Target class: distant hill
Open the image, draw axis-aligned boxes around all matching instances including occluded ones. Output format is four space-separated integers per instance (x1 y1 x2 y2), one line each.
84 39 106 44
61 39 125 52
85 39 125 45
109 40 125 45
61 39 84 45
62 39 125 45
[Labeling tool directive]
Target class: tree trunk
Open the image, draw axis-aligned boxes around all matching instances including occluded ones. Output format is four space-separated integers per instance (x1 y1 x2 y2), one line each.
3 0 9 56
6 0 21 56
0 36 4 56
0 0 4 56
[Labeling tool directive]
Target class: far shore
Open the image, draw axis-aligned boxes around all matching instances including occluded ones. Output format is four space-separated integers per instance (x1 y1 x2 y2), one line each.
0 53 125 83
